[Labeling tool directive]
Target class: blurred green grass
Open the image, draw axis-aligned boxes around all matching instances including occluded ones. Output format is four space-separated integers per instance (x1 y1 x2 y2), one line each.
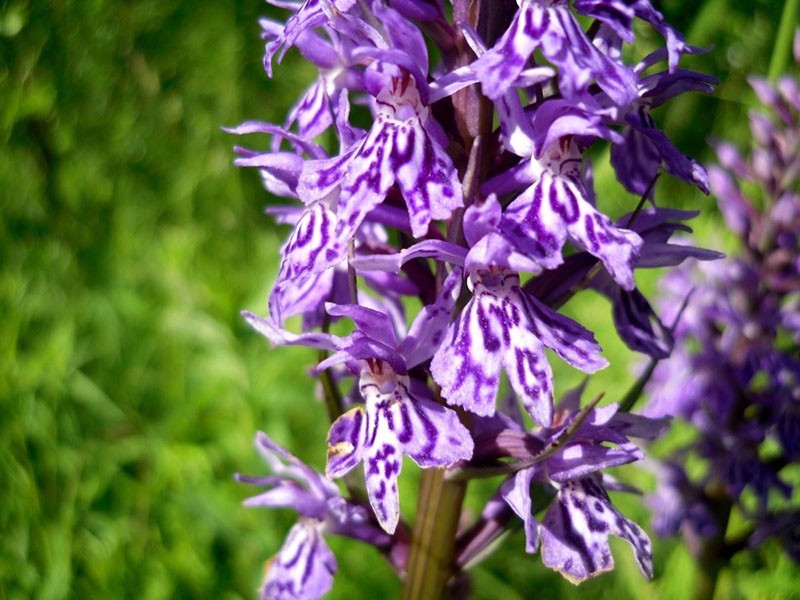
1 0 797 598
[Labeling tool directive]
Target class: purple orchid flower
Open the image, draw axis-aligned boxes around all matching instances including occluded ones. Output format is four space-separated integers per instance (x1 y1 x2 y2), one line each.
327 359 474 533
320 270 474 534
498 394 667 583
642 48 800 561
245 269 474 534
260 14 363 143
231 0 720 592
237 432 389 599
262 0 367 78
428 198 608 426
254 9 465 300
298 53 463 241
645 460 718 539
573 0 689 71
486 92 644 290
469 0 637 105
609 53 716 197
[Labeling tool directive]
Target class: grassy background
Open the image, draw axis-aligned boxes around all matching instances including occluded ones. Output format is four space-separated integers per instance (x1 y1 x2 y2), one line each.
1 0 797 598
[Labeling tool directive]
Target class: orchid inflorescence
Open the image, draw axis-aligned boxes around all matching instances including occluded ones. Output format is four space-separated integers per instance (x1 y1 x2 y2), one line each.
645 30 800 572
229 1 716 597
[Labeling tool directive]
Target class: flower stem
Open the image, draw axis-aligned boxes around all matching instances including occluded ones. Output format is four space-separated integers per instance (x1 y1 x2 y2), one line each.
690 483 733 600
404 3 511 597
403 468 467 599
768 0 799 82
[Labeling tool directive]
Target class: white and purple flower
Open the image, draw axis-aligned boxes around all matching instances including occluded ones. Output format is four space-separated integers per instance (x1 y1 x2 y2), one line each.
237 432 390 599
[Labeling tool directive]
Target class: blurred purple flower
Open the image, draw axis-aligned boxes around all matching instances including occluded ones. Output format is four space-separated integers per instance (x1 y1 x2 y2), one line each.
237 432 389 599
644 45 800 560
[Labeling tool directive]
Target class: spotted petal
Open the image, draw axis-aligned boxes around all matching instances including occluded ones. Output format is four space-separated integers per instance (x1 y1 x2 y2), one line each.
262 521 336 600
472 1 636 104
326 406 367 479
430 279 507 418
284 78 334 141
362 418 403 534
504 170 643 290
431 274 605 424
540 476 653 584
398 393 474 468
277 202 346 285
393 118 463 237
519 291 609 373
503 302 556 427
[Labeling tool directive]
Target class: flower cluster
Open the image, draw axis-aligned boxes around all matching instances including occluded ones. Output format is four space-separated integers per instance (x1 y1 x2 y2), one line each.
231 1 714 597
645 32 800 565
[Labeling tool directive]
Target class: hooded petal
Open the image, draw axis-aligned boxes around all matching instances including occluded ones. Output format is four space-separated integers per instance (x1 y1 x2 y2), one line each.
326 406 368 479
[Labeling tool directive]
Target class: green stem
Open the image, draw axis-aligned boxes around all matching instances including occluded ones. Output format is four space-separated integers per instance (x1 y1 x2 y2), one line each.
403 468 467 599
768 0 799 82
619 358 657 413
690 482 733 600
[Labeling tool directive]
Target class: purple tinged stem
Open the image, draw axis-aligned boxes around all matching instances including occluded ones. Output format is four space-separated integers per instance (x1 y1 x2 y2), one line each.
404 3 504 596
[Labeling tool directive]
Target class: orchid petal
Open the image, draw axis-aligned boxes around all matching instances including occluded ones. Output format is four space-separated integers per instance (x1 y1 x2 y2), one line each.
276 202 347 285
521 292 608 373
501 469 541 553
326 303 399 348
541 476 653 583
327 406 368 479
242 311 339 351
430 282 506 417
362 420 402 533
262 521 336 600
504 170 643 290
394 119 463 237
399 393 474 467
400 267 463 367
350 239 467 272
504 310 556 427
285 78 334 141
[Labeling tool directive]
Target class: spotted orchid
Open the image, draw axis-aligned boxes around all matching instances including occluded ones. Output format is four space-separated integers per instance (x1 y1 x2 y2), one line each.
232 0 718 596
428 201 609 424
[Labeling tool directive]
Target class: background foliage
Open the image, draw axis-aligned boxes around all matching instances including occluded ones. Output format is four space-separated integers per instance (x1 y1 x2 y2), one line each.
1 0 796 598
